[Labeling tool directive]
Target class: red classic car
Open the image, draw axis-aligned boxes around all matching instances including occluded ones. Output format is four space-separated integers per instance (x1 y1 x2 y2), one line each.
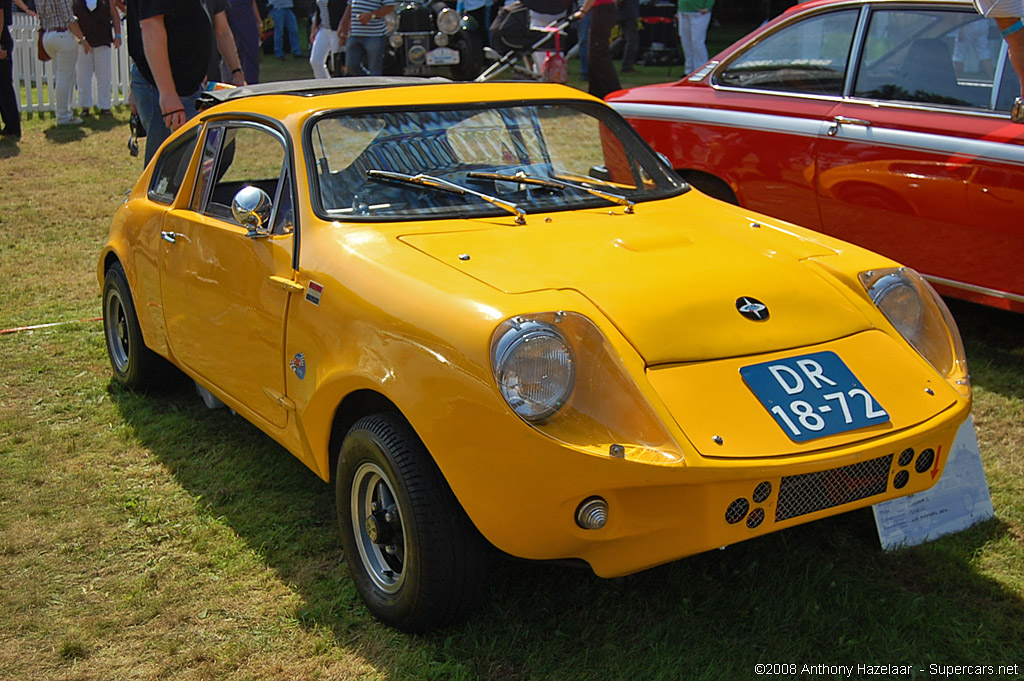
608 0 1024 313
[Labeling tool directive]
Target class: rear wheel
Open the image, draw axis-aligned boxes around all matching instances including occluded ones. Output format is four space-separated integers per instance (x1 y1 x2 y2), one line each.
336 413 487 632
102 262 164 389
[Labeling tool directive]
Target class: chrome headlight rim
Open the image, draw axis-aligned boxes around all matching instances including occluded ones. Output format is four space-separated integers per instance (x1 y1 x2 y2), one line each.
436 6 461 35
491 316 576 423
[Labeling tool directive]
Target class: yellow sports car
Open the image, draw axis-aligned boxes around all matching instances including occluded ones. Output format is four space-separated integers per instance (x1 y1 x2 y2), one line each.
98 78 971 632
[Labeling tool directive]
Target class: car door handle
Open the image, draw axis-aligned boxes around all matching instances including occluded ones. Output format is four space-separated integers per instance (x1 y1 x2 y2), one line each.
827 116 872 136
267 275 306 293
161 231 176 243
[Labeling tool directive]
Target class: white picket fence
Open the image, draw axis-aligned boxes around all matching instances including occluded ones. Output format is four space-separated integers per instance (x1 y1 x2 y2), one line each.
10 13 131 113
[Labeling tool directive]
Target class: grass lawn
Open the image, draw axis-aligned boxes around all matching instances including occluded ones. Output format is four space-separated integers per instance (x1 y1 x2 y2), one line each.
1 29 1023 680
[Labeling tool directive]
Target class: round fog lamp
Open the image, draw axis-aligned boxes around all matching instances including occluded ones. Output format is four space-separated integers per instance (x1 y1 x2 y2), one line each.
389 33 404 49
434 31 449 47
576 497 608 530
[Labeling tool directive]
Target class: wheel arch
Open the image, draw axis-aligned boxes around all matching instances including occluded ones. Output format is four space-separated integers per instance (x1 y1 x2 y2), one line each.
327 389 403 483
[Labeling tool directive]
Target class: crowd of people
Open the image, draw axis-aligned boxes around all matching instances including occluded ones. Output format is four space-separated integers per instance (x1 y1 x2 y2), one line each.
3 0 1024 150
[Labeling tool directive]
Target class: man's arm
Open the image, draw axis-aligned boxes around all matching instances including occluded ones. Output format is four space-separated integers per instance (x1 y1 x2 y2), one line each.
13 0 37 17
139 15 186 130
110 0 123 48
213 10 246 85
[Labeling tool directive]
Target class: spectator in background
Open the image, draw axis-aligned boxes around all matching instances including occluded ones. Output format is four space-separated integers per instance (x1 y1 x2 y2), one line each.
676 0 712 74
200 0 248 85
574 0 618 98
617 0 638 73
127 0 212 162
37 0 88 125
73 0 120 116
309 0 344 78
268 0 302 58
1 0 22 139
226 0 261 83
974 0 1024 121
339 0 392 76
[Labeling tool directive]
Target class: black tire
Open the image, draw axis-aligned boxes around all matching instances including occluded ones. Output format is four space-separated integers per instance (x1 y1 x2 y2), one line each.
336 413 487 632
451 31 483 81
102 262 164 389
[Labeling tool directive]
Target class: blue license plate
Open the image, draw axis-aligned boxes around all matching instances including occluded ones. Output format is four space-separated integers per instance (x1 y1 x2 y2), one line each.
740 351 889 442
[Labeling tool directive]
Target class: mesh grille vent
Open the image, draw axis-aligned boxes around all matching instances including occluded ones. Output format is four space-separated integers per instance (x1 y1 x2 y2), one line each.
776 455 893 522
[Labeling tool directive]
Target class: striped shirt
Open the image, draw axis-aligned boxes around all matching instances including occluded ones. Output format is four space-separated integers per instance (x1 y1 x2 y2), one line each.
349 0 389 37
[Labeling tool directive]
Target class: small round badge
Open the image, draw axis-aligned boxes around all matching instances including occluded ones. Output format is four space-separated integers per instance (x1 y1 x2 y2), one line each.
736 297 770 321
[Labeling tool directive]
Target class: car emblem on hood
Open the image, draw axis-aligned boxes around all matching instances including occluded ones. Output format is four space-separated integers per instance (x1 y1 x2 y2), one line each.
736 297 769 321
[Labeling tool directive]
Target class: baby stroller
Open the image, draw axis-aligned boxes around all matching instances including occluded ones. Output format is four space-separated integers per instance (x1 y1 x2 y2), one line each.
475 0 572 82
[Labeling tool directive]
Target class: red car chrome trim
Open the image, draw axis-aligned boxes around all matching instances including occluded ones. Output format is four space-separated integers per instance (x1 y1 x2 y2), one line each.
611 103 1024 167
923 275 1024 305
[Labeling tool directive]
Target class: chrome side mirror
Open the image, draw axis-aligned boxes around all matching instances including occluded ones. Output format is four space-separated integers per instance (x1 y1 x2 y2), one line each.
232 185 273 237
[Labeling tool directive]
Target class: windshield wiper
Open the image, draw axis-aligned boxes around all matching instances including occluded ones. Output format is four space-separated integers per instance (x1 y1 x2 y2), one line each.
366 170 526 225
467 170 635 214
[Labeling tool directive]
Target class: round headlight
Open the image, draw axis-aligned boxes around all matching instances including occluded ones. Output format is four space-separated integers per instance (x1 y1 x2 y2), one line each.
436 6 461 35
492 320 575 422
860 268 961 379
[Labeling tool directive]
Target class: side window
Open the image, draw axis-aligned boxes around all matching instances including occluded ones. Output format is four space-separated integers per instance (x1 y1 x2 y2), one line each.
853 9 1000 109
148 129 199 204
717 10 858 95
191 123 294 234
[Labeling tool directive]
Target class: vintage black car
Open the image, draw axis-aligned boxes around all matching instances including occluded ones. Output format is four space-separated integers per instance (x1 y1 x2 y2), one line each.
383 0 485 80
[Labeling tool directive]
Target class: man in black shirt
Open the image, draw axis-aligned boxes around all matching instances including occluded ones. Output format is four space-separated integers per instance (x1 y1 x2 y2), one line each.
127 0 212 162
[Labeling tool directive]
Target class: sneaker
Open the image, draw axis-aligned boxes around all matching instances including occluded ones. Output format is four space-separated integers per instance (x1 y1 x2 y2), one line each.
57 116 83 126
1012 97 1024 123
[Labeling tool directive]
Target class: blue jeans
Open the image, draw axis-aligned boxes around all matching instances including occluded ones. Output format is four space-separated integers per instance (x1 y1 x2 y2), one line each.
130 64 201 165
271 7 302 57
345 35 385 76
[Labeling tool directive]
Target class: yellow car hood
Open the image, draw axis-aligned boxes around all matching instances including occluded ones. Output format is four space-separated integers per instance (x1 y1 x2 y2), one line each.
399 199 874 364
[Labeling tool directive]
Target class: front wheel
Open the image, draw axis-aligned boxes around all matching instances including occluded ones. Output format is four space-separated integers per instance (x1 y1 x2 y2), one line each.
336 413 487 632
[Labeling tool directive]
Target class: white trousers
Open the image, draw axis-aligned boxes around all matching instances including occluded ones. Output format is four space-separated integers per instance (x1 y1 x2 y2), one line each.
42 30 78 122
677 10 712 75
309 28 340 79
76 44 112 110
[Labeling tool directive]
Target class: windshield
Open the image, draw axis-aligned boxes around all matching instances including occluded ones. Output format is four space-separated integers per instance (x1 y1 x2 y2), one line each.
307 101 684 220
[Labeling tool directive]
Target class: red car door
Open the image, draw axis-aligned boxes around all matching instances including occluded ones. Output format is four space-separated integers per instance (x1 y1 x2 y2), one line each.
815 5 1024 309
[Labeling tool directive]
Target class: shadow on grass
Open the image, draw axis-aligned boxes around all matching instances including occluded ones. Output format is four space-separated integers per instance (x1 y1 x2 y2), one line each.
947 299 1024 401
110 300 1024 679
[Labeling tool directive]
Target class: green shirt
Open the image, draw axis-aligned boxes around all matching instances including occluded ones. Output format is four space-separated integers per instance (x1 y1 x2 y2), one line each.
677 0 713 12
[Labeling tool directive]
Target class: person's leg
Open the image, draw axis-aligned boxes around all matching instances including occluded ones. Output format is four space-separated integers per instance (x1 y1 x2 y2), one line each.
578 12 590 77
620 16 638 71
345 36 367 76
364 35 384 76
286 9 302 55
75 44 94 111
271 7 286 57
94 45 112 111
588 3 620 99
0 43 21 137
309 28 328 77
690 9 711 70
677 12 691 73
44 31 79 124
